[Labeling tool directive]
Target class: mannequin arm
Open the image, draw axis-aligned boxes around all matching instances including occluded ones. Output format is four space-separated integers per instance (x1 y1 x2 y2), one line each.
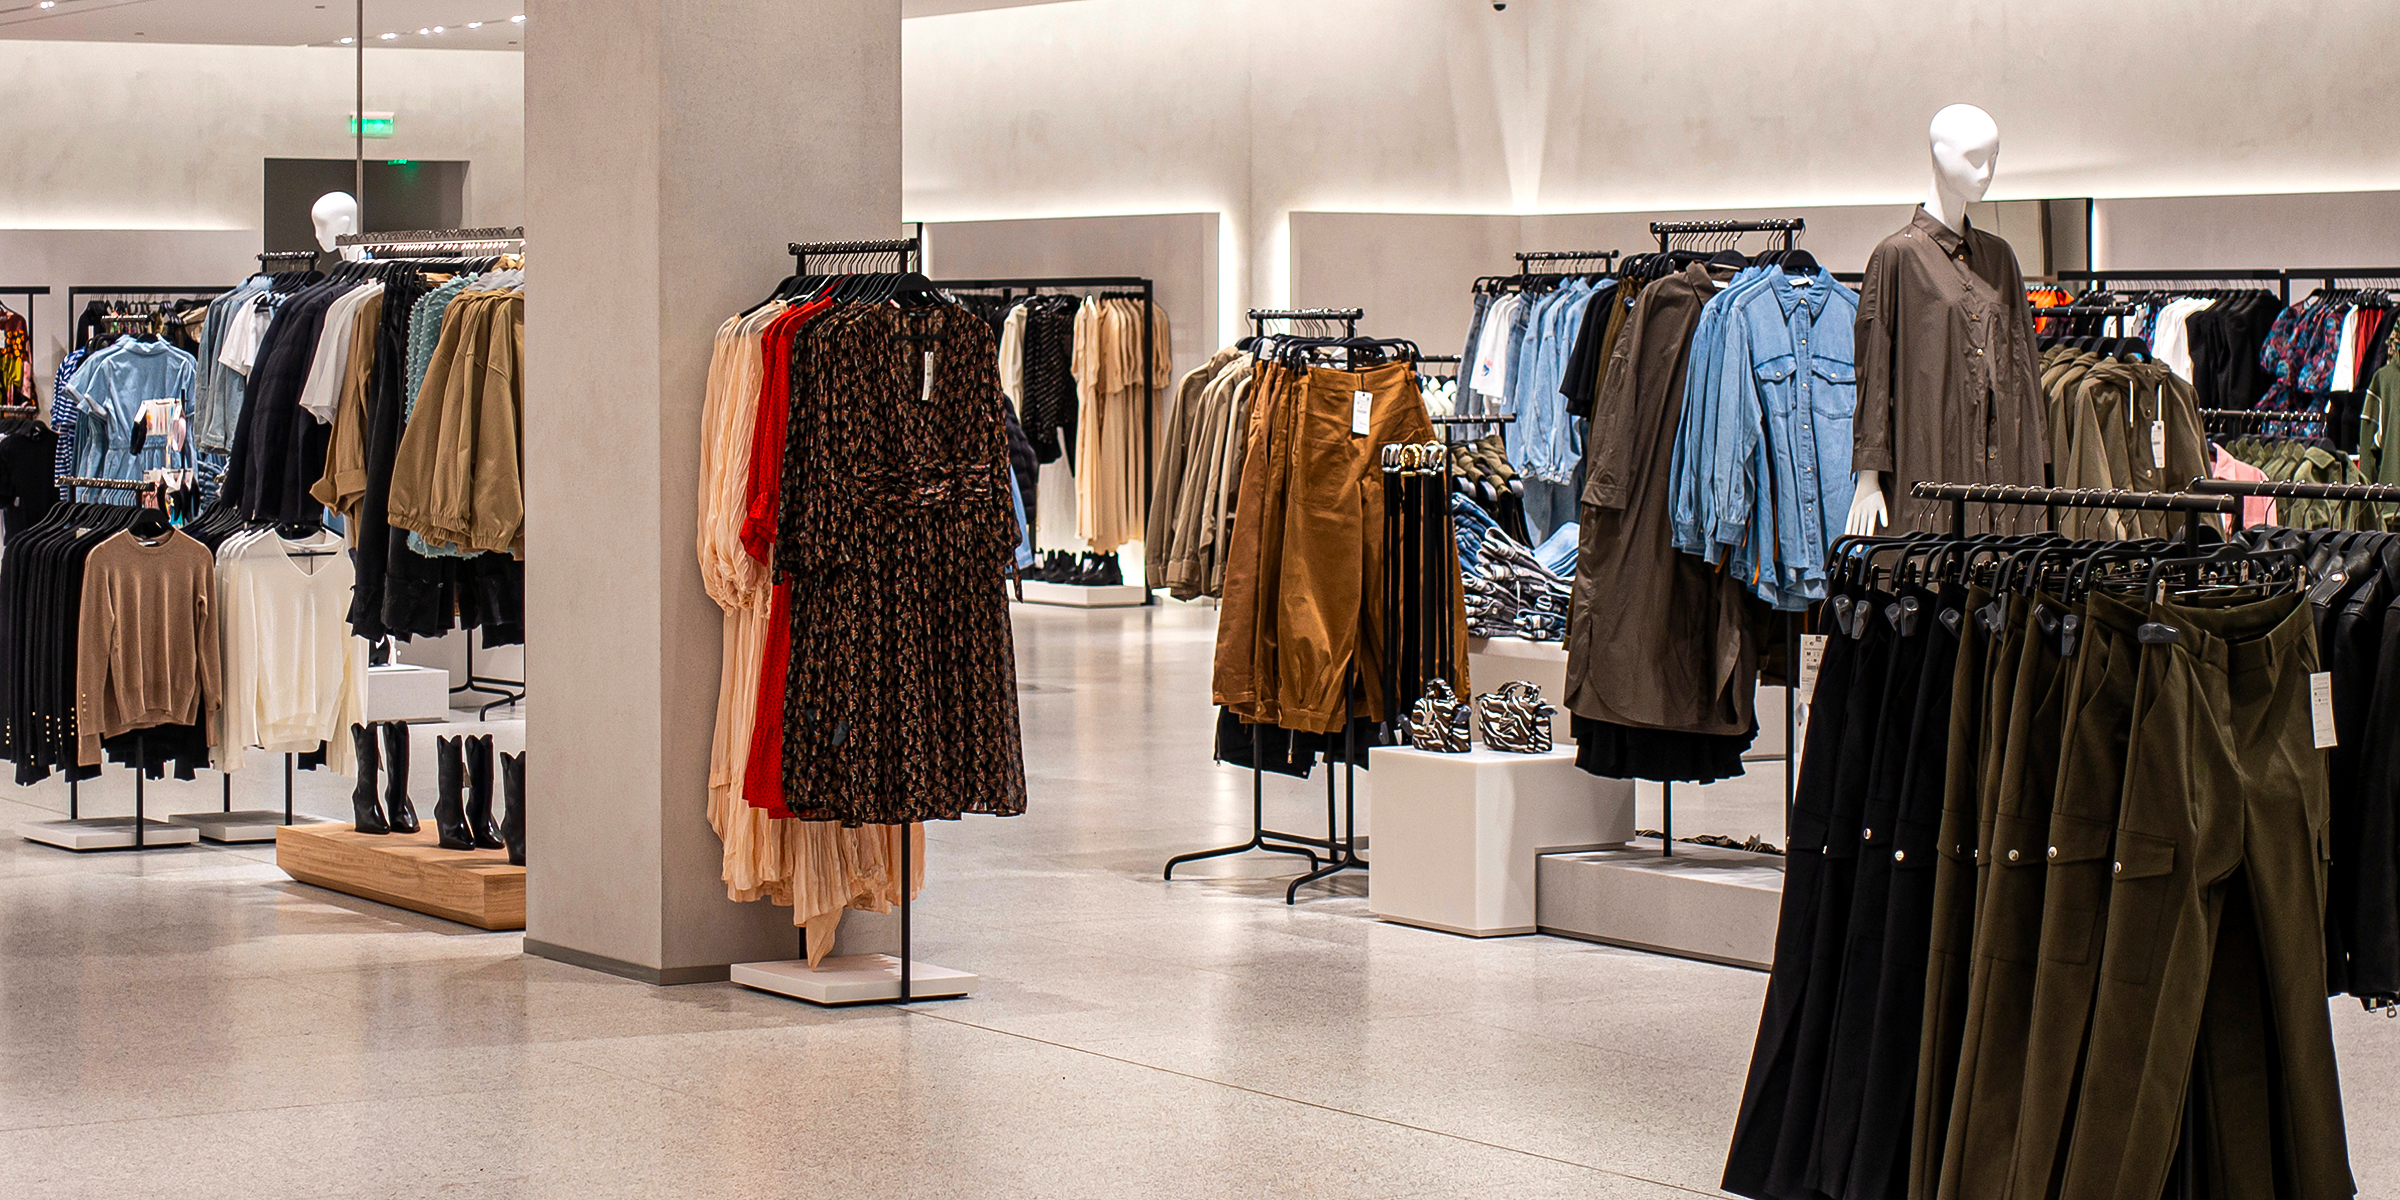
1845 470 1888 536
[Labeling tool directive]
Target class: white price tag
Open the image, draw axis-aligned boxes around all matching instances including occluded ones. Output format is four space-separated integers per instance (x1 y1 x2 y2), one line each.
2151 419 2166 469
922 351 937 402
1799 634 1828 703
1352 389 1373 436
2311 672 2338 748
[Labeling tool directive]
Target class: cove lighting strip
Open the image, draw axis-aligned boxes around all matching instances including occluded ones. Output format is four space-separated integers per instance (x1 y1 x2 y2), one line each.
342 14 524 45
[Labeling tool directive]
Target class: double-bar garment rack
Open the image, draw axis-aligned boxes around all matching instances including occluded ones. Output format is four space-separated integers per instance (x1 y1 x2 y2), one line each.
790 236 919 275
336 226 525 255
934 274 1159 578
1653 218 1805 253
1163 308 1376 900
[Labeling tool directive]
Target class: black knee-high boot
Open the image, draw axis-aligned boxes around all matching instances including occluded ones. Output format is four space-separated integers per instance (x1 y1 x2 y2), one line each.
499 751 525 867
348 724 390 834
465 735 504 850
432 736 474 850
380 723 420 833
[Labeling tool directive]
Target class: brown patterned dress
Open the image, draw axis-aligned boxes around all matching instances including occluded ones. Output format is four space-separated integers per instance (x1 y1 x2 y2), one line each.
773 301 1028 826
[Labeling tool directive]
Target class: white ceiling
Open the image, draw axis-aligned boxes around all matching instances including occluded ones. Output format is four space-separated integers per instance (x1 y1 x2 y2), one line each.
0 0 1076 50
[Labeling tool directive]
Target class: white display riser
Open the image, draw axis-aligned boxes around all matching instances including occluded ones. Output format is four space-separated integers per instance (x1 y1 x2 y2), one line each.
1536 837 1784 969
20 817 200 851
731 954 978 1004
368 664 454 723
1012 581 1148 608
1465 635 1791 758
1367 743 1635 938
168 811 333 844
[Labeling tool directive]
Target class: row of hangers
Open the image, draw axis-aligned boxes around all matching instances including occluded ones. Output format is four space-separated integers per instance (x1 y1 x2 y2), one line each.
751 248 945 318
1823 520 2309 640
2038 305 2153 362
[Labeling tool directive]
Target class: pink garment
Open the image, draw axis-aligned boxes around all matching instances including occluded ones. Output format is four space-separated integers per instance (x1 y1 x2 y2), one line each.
2211 445 2276 528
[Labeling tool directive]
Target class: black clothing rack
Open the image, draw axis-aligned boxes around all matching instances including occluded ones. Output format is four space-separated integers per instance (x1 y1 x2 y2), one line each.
1165 307 1375 901
257 251 319 272
337 226 525 255
789 236 918 275
935 274 1159 572
1653 218 1804 252
1247 308 1362 337
2190 476 2400 503
2052 267 2400 305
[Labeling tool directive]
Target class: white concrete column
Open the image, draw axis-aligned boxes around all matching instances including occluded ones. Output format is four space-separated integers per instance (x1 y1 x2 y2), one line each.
520 0 902 981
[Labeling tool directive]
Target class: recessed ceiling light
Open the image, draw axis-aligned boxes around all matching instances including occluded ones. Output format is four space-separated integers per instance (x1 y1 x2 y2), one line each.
512 15 526 23
38 1 54 8
379 31 397 39
467 21 481 28
339 36 354 44
432 26 444 33
418 27 430 34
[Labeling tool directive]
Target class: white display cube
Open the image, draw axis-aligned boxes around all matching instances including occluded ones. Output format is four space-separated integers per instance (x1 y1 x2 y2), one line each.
1367 743 1634 937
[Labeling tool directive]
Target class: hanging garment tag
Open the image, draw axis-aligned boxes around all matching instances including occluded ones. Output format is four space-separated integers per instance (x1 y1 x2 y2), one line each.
1799 634 1828 702
1352 390 1373 436
922 351 937 402
2311 672 2338 748
2151 419 2166 469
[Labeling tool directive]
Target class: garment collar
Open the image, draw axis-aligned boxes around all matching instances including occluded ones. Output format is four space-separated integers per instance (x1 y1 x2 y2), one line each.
1910 205 1973 260
1769 269 1833 321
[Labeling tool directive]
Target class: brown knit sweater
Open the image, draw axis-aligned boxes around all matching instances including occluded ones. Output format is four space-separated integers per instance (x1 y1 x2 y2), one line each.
75 530 221 766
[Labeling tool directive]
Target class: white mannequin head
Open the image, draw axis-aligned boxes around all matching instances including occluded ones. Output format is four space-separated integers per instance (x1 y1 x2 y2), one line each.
1925 104 1999 233
310 191 359 252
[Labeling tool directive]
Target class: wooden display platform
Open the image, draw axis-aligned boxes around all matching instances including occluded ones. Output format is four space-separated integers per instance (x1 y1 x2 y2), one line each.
275 823 524 930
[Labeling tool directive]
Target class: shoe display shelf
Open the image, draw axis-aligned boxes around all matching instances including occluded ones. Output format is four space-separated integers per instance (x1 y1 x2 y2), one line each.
276 822 524 930
1013 579 1148 607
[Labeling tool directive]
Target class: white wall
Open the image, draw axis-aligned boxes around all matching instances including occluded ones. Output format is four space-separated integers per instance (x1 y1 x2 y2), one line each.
0 40 524 387
905 0 2400 344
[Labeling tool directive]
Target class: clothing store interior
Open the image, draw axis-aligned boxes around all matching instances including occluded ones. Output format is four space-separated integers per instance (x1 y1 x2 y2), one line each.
7 2 2400 1197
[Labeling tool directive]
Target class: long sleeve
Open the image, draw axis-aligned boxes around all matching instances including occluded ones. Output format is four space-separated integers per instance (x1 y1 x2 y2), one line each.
73 561 115 767
386 293 477 538
194 552 221 750
1851 246 1900 476
1708 313 1764 560
468 294 525 555
213 545 253 773
1583 294 1649 512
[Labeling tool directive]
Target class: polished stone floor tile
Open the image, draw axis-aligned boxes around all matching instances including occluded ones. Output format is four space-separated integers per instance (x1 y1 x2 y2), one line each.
5 605 2399 1197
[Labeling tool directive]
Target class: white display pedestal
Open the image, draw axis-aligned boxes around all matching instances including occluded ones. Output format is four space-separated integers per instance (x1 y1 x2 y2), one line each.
1367 744 1634 937
368 664 454 724
20 817 199 851
1536 837 1784 969
1013 581 1148 608
168 811 332 844
731 954 978 1004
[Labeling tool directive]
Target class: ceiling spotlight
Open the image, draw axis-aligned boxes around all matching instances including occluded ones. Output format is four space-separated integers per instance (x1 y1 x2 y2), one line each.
418 27 430 34
339 36 354 43
511 15 525 23
467 21 481 28
432 25 444 32
38 1 54 8
379 31 397 39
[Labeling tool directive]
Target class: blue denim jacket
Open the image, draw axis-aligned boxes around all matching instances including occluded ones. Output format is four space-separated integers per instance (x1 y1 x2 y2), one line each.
1670 267 1774 557
1708 270 1858 608
1505 279 1596 484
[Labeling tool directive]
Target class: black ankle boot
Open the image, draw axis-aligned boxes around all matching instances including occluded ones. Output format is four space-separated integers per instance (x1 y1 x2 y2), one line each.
348 724 389 834
465 735 504 850
432 736 474 850
380 723 419 833
499 751 526 867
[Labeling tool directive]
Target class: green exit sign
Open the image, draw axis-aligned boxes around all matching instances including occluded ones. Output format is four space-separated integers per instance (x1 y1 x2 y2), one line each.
349 111 395 138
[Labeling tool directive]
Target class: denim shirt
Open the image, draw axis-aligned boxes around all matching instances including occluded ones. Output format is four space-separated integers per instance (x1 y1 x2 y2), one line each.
1506 279 1596 484
1671 267 1774 557
1710 269 1859 608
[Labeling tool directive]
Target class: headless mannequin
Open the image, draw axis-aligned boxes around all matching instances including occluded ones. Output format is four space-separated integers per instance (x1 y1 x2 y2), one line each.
310 191 361 262
1846 104 2001 535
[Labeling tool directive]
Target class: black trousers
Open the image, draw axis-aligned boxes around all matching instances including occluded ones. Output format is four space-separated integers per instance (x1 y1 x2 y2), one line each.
1724 596 1868 1200
1807 590 1939 1197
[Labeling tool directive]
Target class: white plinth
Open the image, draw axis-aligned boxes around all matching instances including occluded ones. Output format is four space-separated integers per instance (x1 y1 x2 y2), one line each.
20 817 200 851
730 954 978 1004
1536 837 1784 969
168 811 332 844
1013 580 1148 608
369 664 454 723
1367 743 1635 937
